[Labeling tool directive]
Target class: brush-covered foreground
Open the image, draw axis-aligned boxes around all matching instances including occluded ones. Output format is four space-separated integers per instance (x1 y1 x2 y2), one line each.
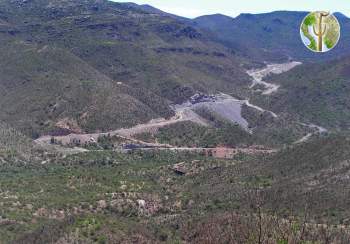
1 133 350 243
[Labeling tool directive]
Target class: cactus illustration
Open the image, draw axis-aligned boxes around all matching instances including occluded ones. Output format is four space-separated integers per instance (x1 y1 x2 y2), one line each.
313 12 329 52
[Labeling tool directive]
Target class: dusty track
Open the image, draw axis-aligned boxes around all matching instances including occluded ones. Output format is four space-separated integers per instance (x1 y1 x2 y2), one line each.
295 123 328 144
247 61 301 95
35 108 208 147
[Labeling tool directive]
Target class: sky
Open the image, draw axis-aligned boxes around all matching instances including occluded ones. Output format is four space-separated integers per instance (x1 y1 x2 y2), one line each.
113 0 350 18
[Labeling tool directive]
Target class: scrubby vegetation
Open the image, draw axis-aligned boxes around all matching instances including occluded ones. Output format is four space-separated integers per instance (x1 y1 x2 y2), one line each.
154 121 253 147
134 106 311 148
1 1 350 243
0 0 253 137
250 58 350 130
0 122 44 164
241 104 313 146
0 133 350 243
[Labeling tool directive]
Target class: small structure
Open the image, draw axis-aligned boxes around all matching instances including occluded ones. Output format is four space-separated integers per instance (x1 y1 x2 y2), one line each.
70 138 81 146
172 162 187 175
210 147 237 159
190 93 216 104
122 143 143 150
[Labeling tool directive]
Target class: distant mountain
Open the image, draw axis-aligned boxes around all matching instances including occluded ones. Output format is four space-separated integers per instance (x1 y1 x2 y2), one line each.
121 2 189 21
194 11 350 62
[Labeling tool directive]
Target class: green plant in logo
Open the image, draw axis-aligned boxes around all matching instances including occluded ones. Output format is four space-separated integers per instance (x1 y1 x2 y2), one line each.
300 11 340 53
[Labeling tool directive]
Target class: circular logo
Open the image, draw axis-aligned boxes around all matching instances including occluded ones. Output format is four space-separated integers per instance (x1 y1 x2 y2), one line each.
300 11 340 52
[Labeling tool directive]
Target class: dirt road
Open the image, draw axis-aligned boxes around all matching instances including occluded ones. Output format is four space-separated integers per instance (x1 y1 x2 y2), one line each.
295 123 328 144
35 107 208 146
247 61 301 95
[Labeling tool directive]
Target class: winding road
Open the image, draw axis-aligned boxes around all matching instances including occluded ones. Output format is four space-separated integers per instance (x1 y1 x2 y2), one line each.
35 61 323 150
35 108 207 147
247 61 302 95
295 123 328 144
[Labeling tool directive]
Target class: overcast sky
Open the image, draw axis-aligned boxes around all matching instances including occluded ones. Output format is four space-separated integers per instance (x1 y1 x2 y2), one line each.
113 0 350 18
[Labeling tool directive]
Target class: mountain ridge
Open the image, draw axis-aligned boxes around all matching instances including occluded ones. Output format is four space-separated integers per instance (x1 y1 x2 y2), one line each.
194 10 350 62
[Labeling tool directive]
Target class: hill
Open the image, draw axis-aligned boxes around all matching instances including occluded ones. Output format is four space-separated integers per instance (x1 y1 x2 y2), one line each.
0 0 252 137
256 133 350 223
250 56 350 129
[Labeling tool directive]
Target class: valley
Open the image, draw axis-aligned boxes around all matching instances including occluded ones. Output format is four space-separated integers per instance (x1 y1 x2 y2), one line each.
35 60 319 152
0 0 350 243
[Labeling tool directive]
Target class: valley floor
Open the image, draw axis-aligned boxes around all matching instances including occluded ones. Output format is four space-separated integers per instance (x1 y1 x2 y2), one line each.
35 61 325 153
2 61 342 243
